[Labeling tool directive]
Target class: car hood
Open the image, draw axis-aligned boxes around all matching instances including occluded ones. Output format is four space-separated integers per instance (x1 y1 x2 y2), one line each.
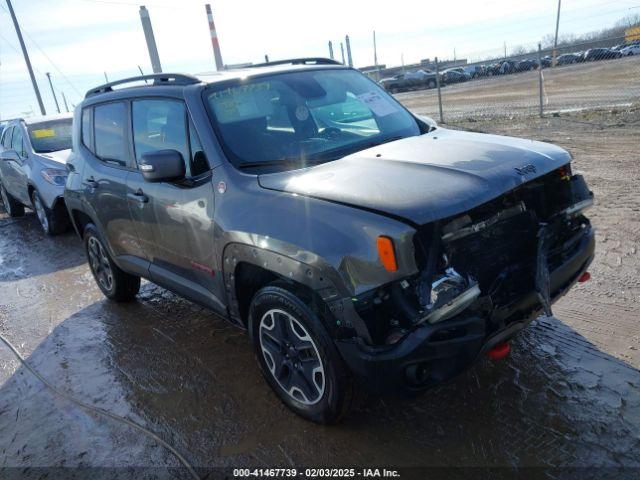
258 128 572 225
39 149 71 165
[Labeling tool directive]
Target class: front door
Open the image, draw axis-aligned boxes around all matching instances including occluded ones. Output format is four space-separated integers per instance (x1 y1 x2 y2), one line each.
126 98 220 310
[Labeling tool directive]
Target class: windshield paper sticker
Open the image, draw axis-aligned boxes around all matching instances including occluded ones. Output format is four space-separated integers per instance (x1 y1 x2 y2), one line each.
356 92 398 117
32 129 56 138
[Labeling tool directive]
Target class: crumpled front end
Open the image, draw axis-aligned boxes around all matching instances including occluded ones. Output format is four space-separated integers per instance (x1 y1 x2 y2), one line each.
337 166 595 393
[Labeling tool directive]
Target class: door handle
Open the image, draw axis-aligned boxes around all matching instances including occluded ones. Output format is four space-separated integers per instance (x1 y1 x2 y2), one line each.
83 178 99 189
127 190 148 204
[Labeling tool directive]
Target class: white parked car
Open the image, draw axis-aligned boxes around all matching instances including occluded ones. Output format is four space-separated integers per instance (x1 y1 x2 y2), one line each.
620 45 640 56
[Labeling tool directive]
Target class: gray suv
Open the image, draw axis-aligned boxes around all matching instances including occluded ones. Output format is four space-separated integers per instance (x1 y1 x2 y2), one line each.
64 59 595 423
0 114 73 234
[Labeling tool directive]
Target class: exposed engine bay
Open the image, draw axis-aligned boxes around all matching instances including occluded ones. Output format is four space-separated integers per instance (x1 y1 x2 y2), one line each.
353 166 594 346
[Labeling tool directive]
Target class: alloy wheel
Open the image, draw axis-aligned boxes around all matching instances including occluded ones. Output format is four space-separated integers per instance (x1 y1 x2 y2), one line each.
87 236 114 292
1 185 11 215
33 194 49 233
259 308 325 405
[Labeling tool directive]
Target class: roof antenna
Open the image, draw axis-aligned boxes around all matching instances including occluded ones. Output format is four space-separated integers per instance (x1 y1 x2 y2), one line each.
138 65 148 84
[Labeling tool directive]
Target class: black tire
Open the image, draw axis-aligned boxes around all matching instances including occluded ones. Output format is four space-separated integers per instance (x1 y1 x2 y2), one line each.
31 190 69 235
427 79 436 89
249 284 354 424
83 224 140 302
0 183 25 217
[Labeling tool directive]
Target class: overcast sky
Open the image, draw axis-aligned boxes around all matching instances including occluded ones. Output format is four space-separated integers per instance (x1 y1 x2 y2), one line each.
0 0 638 118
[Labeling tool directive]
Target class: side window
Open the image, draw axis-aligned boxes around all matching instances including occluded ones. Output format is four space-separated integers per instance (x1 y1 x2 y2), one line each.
94 102 127 166
188 118 209 176
82 107 92 150
1 127 12 149
11 127 26 157
132 99 189 170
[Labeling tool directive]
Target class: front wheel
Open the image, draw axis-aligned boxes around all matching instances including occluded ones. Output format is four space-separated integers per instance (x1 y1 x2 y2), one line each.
83 224 140 301
31 190 69 235
249 285 354 423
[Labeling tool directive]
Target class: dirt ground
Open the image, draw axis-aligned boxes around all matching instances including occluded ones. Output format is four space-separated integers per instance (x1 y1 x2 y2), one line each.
398 55 640 120
0 107 639 479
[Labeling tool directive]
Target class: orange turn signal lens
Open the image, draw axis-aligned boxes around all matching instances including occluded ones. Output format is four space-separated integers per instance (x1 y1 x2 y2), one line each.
377 236 398 272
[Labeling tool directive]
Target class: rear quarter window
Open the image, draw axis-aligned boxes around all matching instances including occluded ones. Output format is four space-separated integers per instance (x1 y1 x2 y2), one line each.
82 108 92 150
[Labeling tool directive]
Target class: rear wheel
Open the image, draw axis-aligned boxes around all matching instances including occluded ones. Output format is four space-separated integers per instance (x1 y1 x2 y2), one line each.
83 224 140 301
0 183 25 217
427 79 436 89
31 190 69 235
249 285 354 423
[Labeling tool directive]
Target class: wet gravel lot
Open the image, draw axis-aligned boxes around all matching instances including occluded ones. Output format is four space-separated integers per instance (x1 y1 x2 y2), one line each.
0 109 639 479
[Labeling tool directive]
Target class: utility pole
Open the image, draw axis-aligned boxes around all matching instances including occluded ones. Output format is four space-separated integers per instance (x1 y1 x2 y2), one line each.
340 42 345 64
328 41 334 60
45 72 60 113
104 72 109 83
205 4 224 71
503 41 507 60
6 0 46 115
373 30 379 81
345 35 353 67
61 91 69 113
552 0 562 66
139 6 162 73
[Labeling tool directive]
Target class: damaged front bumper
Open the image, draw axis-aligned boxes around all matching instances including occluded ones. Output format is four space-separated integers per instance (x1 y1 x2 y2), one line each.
336 225 595 394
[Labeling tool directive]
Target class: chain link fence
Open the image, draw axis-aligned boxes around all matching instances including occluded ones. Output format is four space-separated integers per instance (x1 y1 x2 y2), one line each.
381 35 640 123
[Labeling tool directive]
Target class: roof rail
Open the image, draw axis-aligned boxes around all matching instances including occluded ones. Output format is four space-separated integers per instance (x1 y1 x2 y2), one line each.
85 73 201 98
250 57 343 68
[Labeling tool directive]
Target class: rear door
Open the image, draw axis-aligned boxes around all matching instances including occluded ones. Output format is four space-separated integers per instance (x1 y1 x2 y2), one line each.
0 126 14 189
4 124 30 204
80 101 148 274
126 98 220 310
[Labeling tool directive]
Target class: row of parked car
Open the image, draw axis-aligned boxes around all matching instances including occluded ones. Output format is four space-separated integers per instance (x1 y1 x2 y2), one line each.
0 58 595 423
379 40 640 93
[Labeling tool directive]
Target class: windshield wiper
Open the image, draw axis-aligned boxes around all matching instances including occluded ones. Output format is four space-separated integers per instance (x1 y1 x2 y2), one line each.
238 136 408 170
308 135 407 162
238 159 320 170
359 135 406 150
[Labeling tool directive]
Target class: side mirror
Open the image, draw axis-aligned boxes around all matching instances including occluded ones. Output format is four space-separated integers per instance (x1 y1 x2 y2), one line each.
139 149 186 183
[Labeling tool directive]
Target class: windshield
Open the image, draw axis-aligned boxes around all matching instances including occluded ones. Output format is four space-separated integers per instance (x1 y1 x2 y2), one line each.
27 119 72 153
205 69 421 170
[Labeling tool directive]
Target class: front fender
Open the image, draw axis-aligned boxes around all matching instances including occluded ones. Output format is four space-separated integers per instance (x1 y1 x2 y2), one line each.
216 180 419 297
221 239 377 342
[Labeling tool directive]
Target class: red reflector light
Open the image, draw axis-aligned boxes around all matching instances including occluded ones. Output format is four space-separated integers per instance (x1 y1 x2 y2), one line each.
557 165 571 180
487 342 510 360
578 271 591 283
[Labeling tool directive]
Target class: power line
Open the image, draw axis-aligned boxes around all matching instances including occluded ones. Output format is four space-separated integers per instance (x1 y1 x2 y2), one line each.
0 2 82 98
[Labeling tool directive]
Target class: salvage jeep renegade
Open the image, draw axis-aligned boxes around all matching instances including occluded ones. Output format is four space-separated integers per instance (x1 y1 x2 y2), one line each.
64 59 595 423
